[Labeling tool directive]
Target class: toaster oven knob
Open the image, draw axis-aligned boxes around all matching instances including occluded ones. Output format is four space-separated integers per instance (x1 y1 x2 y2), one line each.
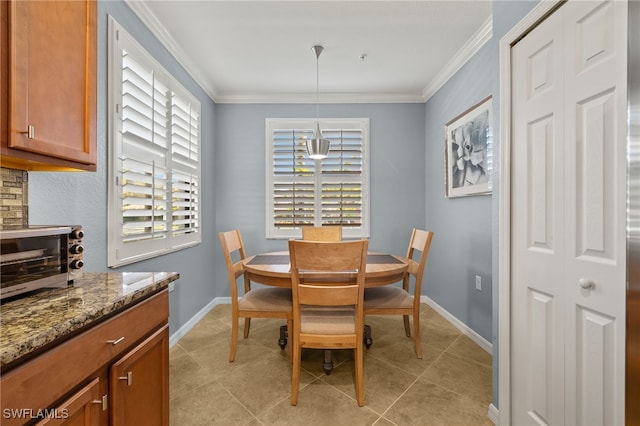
70 229 84 239
70 259 84 270
69 244 84 254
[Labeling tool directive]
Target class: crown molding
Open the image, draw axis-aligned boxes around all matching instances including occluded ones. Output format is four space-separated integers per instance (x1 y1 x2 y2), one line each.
421 15 493 102
214 92 426 104
124 0 219 102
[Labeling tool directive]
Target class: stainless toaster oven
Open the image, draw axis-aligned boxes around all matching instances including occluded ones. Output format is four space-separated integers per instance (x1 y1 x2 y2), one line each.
0 225 84 301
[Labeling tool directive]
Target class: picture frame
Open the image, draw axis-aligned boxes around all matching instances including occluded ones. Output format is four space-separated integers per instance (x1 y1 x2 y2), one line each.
444 96 493 198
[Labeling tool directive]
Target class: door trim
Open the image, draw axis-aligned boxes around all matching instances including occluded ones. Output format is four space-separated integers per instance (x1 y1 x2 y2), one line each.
497 1 562 424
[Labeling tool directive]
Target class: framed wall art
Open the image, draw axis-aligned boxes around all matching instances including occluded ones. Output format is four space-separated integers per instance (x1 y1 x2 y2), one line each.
444 96 492 198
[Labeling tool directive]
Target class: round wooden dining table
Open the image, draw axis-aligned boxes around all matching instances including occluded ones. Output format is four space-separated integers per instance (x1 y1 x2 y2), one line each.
242 250 408 374
242 251 408 288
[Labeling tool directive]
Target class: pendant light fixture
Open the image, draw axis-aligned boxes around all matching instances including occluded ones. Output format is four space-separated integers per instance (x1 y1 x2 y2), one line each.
307 45 330 160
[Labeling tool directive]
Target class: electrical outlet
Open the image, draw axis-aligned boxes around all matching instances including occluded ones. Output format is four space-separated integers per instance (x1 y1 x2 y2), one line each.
475 275 482 291
169 282 175 292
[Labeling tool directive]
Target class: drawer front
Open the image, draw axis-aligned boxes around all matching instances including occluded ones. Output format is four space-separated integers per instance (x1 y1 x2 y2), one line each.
0 290 168 425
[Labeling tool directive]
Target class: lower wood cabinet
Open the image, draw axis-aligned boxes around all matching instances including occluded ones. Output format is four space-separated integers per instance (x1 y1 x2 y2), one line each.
110 325 169 426
0 290 169 426
34 378 101 426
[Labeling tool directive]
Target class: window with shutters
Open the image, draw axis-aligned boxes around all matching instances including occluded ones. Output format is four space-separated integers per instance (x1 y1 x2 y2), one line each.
107 17 201 267
266 118 370 239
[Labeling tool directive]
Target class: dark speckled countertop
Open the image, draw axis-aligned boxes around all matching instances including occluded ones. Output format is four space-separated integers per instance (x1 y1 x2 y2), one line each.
0 271 179 368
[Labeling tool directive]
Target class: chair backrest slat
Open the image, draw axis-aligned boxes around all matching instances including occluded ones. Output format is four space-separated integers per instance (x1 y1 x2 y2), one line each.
219 229 247 298
405 228 434 295
301 226 342 242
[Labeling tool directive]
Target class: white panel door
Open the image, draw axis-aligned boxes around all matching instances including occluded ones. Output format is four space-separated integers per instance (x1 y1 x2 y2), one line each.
562 2 627 424
511 8 566 425
511 1 627 425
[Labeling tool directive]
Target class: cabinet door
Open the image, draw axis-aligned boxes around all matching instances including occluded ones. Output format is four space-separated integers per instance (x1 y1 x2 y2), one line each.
6 0 96 170
110 325 169 426
34 378 101 426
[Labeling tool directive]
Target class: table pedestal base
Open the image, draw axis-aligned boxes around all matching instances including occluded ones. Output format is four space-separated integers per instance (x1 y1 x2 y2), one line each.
279 325 288 350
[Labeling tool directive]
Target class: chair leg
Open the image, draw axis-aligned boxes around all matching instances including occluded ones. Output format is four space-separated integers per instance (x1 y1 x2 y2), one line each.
291 343 301 406
403 314 411 337
355 346 364 407
286 320 293 361
413 312 423 359
243 317 251 338
229 313 239 362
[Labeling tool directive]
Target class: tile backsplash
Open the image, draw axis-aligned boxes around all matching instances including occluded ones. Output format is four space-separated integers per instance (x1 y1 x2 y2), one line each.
0 167 28 227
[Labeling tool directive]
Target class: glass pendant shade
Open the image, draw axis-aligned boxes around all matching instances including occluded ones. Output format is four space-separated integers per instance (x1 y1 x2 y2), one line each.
306 122 330 159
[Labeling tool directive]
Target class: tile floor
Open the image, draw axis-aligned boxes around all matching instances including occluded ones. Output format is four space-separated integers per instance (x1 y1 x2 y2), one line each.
169 303 493 426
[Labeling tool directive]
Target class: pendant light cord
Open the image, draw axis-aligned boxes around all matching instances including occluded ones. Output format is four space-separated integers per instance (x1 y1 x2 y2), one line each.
316 49 320 120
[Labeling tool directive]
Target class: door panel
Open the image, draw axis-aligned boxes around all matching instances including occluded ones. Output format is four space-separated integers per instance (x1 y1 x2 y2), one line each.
511 7 565 424
563 1 626 425
512 1 627 425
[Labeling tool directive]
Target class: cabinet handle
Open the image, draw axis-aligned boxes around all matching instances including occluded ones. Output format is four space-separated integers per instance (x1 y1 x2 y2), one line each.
92 394 108 411
119 371 133 386
20 125 35 139
107 336 125 346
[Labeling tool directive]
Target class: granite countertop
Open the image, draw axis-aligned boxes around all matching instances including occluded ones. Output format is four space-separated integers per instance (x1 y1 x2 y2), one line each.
0 271 179 368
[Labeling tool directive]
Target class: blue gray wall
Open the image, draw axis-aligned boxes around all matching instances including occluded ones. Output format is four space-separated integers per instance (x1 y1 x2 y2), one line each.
28 0 218 334
214 103 426 296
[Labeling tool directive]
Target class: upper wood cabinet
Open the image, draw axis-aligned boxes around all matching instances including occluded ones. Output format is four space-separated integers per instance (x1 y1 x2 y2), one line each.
0 0 97 171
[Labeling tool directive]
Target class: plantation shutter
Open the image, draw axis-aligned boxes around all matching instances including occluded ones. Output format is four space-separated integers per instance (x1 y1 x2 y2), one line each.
108 17 201 267
321 129 363 227
170 89 200 238
266 119 369 239
272 128 316 228
120 50 169 244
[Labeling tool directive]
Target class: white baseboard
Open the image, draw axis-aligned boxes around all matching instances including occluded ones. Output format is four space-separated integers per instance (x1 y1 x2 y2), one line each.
169 297 230 347
421 295 492 354
488 403 499 424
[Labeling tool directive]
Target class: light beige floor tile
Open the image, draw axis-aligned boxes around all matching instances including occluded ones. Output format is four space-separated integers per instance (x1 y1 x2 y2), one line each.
420 305 460 332
372 417 398 426
258 379 381 426
206 303 232 320
446 334 492 367
382 380 493 426
420 352 492 406
365 333 443 377
322 355 418 415
169 342 189 360
170 351 216 400
216 350 314 417
170 381 256 426
177 314 230 353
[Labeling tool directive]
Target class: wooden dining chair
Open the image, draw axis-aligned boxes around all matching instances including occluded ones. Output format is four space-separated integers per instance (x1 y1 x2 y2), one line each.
301 225 342 241
288 239 369 406
219 229 293 362
363 228 434 359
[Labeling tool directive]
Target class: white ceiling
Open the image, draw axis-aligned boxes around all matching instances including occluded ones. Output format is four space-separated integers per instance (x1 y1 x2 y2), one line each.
126 0 493 103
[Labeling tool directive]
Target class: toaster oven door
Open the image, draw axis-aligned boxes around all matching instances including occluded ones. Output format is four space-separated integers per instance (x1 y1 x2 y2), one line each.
1 233 68 299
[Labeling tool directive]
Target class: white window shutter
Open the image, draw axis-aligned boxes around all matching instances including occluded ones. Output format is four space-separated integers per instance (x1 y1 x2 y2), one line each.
266 118 369 239
108 17 201 267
